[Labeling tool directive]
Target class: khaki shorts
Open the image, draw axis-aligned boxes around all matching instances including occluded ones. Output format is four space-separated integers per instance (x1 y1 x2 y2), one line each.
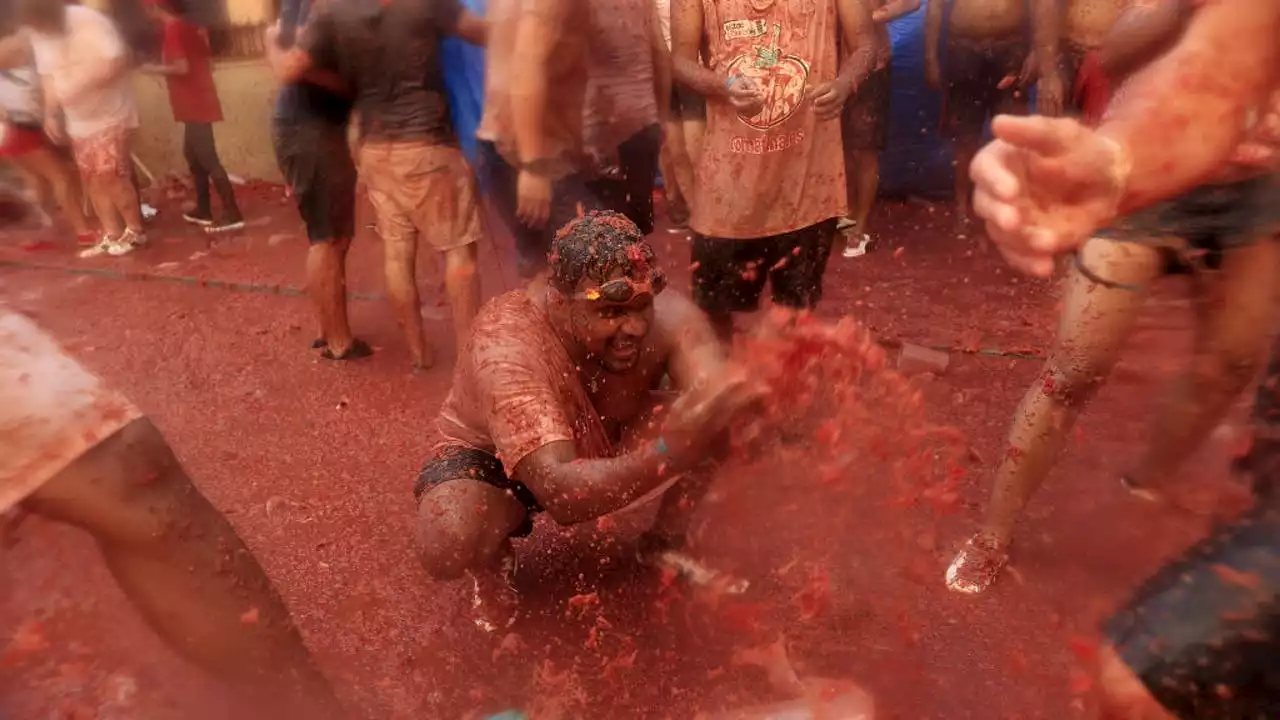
358 140 483 252
0 311 140 512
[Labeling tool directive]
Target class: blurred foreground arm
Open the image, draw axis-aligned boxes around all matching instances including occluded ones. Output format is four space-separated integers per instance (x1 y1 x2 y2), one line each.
969 0 1280 277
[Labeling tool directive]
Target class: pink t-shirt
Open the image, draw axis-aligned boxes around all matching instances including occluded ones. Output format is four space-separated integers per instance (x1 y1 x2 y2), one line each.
690 0 847 238
435 291 614 474
584 0 659 159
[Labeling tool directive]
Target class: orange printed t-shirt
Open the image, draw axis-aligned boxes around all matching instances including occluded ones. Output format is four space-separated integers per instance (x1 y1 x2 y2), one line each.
434 290 614 474
690 0 848 239
476 0 592 179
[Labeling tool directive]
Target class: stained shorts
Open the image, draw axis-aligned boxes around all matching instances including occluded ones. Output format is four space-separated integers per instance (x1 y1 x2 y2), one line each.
941 38 1027 140
414 446 542 538
0 311 141 512
358 140 483 252
272 119 357 244
691 219 838 315
1104 502 1280 719
1094 173 1280 273
70 123 132 180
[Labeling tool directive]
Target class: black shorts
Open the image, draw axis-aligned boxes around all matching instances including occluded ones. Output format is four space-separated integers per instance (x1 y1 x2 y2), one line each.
691 219 837 315
1104 502 1280 719
941 38 1026 140
671 83 707 122
842 63 892 152
586 124 662 235
476 140 603 278
1095 174 1280 273
272 119 357 244
414 446 542 537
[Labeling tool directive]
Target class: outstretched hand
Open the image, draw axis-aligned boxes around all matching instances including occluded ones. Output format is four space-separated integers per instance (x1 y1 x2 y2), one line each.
662 367 768 470
969 114 1128 277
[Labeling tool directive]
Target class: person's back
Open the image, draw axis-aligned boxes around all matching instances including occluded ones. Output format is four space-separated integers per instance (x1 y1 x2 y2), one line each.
28 4 137 141
321 0 459 144
272 0 352 128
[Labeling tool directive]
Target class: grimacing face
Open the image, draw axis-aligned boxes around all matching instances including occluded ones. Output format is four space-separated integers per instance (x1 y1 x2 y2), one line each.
565 271 656 374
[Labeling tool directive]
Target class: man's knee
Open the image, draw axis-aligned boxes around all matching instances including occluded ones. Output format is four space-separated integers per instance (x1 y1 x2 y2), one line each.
444 244 478 283
1039 357 1107 406
26 418 205 545
414 480 525 581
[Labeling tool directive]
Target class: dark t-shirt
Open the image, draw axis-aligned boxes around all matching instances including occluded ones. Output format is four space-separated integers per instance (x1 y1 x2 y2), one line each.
273 0 353 127
303 0 463 144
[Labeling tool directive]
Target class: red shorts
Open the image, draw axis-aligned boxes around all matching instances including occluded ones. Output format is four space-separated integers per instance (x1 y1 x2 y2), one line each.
70 124 132 180
0 123 47 158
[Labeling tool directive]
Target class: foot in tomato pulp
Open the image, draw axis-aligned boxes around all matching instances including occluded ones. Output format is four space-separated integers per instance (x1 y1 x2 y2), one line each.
470 553 520 633
945 533 1009 594
638 532 750 595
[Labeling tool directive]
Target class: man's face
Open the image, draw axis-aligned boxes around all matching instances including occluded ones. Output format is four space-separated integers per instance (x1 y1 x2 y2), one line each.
565 270 663 373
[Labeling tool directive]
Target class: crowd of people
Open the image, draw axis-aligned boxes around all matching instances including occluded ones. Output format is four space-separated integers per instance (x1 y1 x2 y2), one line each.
2 0 1279 717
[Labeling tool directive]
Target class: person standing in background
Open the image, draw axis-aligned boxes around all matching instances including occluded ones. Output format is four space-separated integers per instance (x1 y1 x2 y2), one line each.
653 0 699 233
584 0 671 235
671 0 877 341
835 0 918 259
0 30 95 245
265 0 368 362
924 0 1058 234
273 0 488 372
141 0 245 234
21 0 147 258
476 0 600 277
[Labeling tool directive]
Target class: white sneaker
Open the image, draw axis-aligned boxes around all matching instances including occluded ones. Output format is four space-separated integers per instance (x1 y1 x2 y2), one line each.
842 233 873 259
78 234 119 258
106 229 146 257
140 203 158 221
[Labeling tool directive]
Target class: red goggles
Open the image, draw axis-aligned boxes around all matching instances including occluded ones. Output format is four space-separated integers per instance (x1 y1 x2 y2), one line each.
575 270 668 303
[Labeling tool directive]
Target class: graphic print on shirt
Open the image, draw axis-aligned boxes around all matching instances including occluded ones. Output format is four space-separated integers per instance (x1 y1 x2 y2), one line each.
723 21 810 132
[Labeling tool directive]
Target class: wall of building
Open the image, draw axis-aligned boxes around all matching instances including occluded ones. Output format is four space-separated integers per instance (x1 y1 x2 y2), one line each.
131 58 282 184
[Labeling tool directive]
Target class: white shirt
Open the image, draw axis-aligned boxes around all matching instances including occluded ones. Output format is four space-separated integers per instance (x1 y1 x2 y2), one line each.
0 67 42 125
28 5 138 140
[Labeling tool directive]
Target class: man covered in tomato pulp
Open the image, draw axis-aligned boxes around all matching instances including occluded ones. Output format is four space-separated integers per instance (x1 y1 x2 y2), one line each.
413 211 763 632
670 0 877 340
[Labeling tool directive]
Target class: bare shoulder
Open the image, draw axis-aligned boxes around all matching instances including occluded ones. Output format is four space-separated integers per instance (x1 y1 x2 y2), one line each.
651 290 717 353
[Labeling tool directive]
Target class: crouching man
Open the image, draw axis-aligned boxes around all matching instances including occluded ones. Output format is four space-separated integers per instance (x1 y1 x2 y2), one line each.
413 211 762 630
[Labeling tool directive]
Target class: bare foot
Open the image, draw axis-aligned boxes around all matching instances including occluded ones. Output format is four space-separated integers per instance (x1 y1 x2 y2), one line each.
469 555 519 633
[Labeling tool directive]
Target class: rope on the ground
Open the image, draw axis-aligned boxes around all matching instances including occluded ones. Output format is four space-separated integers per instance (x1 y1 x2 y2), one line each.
0 258 1048 361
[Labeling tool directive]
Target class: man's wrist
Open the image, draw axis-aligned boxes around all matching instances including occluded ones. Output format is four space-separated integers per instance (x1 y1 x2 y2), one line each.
1096 131 1133 214
519 156 557 176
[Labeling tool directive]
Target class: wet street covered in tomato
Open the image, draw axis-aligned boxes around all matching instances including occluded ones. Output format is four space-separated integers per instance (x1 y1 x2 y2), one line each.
0 188 1256 719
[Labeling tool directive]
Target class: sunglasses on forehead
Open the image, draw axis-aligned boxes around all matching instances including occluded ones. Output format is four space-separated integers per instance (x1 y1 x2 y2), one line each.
575 270 668 303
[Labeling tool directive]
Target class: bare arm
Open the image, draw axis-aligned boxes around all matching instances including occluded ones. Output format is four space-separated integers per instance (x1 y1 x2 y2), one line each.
671 0 726 99
0 33 31 70
650 1 673 123
836 0 877 88
1030 0 1060 82
1098 0 1192 81
1100 0 1280 213
924 0 945 66
511 5 559 166
264 25 315 84
872 0 920 23
514 441 672 525
660 292 727 392
455 10 488 46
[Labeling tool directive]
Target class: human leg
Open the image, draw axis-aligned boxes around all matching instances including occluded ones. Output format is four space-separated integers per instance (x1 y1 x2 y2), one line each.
1126 239 1280 493
617 124 662 235
183 122 213 222
277 121 361 358
690 233 773 342
186 122 243 230
414 449 535 632
946 238 1165 593
839 65 890 256
14 143 92 237
24 418 344 719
